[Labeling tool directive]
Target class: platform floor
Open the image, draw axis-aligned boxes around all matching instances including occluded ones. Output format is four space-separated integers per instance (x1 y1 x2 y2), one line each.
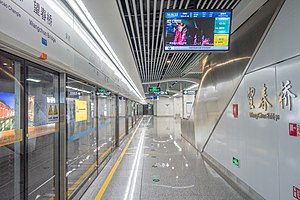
82 116 245 200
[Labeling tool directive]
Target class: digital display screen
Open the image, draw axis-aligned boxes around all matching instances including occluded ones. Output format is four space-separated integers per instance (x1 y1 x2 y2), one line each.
164 9 232 52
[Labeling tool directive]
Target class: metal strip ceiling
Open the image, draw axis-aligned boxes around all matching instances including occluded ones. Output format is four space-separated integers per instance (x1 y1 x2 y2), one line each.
117 0 240 84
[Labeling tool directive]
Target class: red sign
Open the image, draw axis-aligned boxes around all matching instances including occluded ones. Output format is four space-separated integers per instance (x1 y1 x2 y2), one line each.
289 123 300 137
293 186 300 199
233 104 238 118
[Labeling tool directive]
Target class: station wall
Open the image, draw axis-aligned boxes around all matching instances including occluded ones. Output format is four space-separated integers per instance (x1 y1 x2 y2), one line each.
203 0 300 199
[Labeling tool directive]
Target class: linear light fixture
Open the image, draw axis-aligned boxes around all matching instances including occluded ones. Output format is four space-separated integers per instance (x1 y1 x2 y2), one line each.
65 0 144 101
26 78 41 83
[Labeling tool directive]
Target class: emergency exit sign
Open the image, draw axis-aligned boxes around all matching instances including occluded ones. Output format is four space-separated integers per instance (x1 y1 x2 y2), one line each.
233 157 240 167
149 87 161 93
98 88 108 93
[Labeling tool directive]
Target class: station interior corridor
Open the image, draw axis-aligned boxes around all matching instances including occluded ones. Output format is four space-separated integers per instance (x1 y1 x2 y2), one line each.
83 116 244 200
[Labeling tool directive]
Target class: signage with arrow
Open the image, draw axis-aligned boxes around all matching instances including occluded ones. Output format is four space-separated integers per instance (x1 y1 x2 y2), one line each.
183 90 196 95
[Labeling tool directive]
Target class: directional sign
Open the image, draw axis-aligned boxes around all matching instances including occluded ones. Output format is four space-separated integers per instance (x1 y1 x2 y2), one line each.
98 88 108 93
149 87 161 93
96 88 111 96
158 91 169 95
183 90 196 95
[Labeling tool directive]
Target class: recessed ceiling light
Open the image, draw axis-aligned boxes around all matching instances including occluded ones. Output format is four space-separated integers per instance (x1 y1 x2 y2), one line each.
166 60 171 64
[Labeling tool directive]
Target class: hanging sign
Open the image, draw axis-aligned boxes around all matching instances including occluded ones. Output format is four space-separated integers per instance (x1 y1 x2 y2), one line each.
183 90 196 95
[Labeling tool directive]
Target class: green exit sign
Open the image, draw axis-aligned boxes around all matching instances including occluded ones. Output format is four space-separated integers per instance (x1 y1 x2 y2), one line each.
98 88 108 93
149 87 161 93
233 157 240 167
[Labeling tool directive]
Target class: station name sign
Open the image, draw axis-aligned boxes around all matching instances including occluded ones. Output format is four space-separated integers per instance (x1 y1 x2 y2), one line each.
247 80 297 121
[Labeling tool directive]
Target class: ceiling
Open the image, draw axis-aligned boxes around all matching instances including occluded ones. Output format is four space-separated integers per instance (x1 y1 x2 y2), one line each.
116 0 241 86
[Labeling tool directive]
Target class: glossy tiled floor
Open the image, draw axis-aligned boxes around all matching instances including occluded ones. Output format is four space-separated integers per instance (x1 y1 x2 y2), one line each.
82 116 245 200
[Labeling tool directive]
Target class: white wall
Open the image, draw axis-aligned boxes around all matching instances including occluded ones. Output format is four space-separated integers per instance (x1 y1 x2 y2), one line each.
183 95 195 119
156 98 174 117
173 97 182 118
205 0 300 199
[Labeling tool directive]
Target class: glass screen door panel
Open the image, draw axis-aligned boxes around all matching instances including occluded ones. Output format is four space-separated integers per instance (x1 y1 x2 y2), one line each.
0 53 23 199
66 77 97 197
26 64 59 200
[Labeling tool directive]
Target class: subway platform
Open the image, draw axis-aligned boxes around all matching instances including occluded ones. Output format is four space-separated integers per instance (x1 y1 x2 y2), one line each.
82 116 245 200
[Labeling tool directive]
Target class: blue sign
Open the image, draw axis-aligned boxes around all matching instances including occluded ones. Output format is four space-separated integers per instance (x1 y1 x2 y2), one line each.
42 37 48 46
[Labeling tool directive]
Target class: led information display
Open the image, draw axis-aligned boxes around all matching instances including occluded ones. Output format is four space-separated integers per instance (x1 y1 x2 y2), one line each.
164 9 232 52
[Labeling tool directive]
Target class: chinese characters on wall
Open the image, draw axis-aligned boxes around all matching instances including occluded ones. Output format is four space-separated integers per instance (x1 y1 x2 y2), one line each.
33 0 52 26
247 80 297 121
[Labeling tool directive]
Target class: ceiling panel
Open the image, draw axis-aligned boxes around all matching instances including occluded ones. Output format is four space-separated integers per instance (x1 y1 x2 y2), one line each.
117 0 241 84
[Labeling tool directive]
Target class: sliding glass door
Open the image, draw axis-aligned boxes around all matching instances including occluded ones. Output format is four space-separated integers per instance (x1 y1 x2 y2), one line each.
0 52 24 200
26 63 59 200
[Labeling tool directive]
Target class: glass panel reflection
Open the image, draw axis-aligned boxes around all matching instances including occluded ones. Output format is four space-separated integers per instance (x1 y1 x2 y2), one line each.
0 53 23 199
66 78 97 197
27 65 59 200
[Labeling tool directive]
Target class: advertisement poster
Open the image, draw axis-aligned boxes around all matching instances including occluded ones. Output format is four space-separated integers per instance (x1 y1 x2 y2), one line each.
75 100 87 122
0 92 15 132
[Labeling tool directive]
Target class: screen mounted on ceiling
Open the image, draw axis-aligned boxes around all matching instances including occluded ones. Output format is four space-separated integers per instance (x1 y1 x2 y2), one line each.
164 9 232 52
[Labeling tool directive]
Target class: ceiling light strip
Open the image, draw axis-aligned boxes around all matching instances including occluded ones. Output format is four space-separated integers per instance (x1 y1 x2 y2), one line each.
155 40 165 80
157 53 171 80
160 53 178 79
231 0 241 9
221 0 230 9
170 53 188 77
200 0 209 9
146 0 150 81
226 0 237 9
156 53 168 80
150 0 158 82
184 0 191 9
154 0 171 81
124 0 145 81
211 0 220 9
216 0 226 9
117 0 142 82
197 0 203 8
159 55 170 79
132 0 146 81
153 35 164 81
67 0 144 99
163 53 181 79
173 0 178 9
179 0 184 8
206 0 214 8
138 0 147 81
152 0 169 82
167 53 187 78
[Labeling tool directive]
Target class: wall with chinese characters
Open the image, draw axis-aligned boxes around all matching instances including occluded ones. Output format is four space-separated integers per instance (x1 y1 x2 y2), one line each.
205 0 300 199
